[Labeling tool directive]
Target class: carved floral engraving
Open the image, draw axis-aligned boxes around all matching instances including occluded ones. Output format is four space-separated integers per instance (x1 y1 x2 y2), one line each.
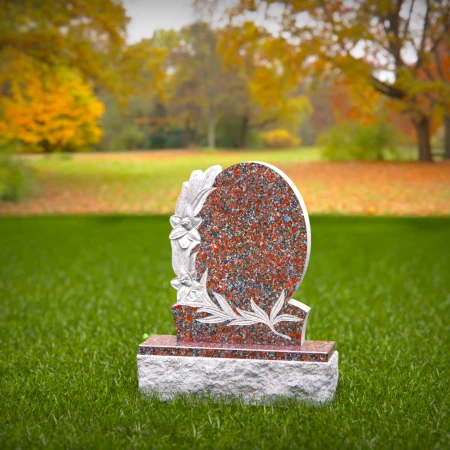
169 164 309 340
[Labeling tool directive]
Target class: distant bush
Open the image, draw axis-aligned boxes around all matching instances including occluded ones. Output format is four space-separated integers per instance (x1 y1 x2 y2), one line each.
0 155 35 202
319 121 399 161
164 128 184 149
261 129 301 149
116 126 146 150
245 131 264 149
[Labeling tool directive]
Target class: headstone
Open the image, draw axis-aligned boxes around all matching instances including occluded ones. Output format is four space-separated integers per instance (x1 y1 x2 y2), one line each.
137 162 338 403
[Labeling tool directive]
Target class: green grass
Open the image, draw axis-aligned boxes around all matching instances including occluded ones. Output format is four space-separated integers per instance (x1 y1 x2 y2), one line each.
1 215 449 449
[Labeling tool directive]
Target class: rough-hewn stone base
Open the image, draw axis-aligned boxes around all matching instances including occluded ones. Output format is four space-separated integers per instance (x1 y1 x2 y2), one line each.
137 352 338 404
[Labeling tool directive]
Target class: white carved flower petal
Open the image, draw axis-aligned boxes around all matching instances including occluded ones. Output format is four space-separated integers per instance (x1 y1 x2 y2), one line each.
184 204 194 221
171 278 182 290
178 234 191 249
169 227 188 240
179 266 191 278
190 282 204 292
188 227 201 242
192 188 215 215
193 216 202 228
188 169 204 197
175 182 190 216
177 286 191 301
170 215 182 228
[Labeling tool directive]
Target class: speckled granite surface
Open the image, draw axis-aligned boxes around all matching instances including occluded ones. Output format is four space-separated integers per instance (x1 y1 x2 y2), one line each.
139 335 334 362
172 162 311 346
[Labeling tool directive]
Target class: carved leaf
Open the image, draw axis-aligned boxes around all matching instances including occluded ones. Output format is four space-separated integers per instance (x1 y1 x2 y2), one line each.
270 290 285 323
227 319 255 326
273 314 303 325
236 308 264 323
197 306 230 318
201 292 216 308
213 292 236 318
250 299 270 324
197 315 229 324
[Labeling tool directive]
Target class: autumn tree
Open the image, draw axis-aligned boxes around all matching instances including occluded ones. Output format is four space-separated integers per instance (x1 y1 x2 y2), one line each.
426 39 450 159
167 23 221 148
0 62 104 153
231 0 450 161
0 0 128 94
218 22 311 147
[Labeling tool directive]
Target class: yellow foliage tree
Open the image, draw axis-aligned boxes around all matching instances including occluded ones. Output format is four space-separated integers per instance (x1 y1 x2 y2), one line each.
0 66 104 153
218 22 311 146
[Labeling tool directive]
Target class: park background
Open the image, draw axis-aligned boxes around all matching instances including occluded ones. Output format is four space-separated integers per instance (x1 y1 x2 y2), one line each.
1 1 449 449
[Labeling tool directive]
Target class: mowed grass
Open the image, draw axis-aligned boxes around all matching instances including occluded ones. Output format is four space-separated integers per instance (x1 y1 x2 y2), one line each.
1 215 449 449
2 148 449 216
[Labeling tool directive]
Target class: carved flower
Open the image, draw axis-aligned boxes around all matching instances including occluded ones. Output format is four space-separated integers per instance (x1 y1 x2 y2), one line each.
171 267 204 303
169 204 202 249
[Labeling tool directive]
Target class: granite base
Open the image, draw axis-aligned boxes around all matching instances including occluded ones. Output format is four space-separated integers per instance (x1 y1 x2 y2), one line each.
137 350 338 404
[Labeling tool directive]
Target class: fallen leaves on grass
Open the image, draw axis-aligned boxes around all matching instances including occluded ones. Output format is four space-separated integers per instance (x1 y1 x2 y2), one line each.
1 157 449 217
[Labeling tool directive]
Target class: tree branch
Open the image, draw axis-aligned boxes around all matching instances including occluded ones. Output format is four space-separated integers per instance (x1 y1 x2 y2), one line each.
371 75 406 99
416 0 430 69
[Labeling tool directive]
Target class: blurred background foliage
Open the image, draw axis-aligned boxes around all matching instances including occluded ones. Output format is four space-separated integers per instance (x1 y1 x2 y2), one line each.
0 0 449 201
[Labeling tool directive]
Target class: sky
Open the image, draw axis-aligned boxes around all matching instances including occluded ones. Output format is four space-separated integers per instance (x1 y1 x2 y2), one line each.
123 0 197 43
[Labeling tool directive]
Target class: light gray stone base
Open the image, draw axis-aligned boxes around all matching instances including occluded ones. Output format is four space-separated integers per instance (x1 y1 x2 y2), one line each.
137 352 338 404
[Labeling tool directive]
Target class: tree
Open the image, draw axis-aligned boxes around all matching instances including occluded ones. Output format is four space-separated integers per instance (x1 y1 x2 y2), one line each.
0 62 104 153
218 22 311 147
231 0 450 161
0 0 128 95
426 39 450 159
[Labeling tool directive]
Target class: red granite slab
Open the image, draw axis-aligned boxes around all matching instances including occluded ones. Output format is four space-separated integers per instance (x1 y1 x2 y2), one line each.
172 162 311 346
138 335 335 362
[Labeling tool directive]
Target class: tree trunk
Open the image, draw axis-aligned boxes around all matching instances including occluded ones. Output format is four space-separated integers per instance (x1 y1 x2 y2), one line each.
207 104 215 148
414 116 433 162
238 116 249 148
444 115 450 160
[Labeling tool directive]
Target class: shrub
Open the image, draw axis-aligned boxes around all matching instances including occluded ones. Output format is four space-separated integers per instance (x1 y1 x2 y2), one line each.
165 128 184 149
261 129 301 149
319 121 399 161
245 131 264 149
0 155 35 202
116 126 146 150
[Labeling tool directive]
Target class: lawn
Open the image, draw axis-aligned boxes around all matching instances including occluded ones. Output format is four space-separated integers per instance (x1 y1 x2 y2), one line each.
1 148 449 216
1 215 449 449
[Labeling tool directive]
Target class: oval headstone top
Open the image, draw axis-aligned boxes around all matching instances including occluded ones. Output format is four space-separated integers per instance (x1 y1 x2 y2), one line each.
169 162 311 346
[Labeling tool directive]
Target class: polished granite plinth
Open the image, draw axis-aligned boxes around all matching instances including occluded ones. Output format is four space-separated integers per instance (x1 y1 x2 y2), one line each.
138 335 335 362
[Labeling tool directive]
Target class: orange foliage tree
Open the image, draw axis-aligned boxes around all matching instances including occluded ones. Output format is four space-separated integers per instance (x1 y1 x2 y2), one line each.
0 64 104 153
0 0 128 96
231 0 450 161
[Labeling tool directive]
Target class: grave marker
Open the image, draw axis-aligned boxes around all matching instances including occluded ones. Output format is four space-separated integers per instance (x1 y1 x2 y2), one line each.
138 162 338 402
